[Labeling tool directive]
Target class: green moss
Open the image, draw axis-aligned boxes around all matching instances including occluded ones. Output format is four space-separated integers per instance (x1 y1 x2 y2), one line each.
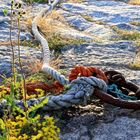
27 72 51 83
47 33 87 53
21 40 40 48
136 40 140 47
129 62 140 70
130 21 140 26
81 15 105 25
112 26 140 41
81 15 95 22
58 69 67 75
111 26 140 49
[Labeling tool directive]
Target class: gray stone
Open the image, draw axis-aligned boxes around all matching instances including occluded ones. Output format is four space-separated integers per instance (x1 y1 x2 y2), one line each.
60 1 140 41
60 41 140 83
66 15 93 31
85 23 117 40
0 45 42 83
91 117 140 140
20 32 33 41
116 23 137 30
1 0 140 140
61 1 140 26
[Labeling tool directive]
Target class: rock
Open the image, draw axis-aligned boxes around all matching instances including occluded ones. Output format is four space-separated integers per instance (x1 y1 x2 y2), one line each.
66 15 93 31
0 0 39 83
85 23 117 40
60 125 91 140
0 0 32 41
61 1 140 26
0 0 140 140
91 117 140 140
0 45 42 83
58 28 93 41
116 23 138 30
60 41 140 83
60 1 140 41
60 115 140 140
59 104 140 139
20 32 33 41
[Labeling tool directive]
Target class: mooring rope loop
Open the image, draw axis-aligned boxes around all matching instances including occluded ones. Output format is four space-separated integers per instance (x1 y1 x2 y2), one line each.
0 0 109 111
13 0 140 110
0 76 107 110
1 0 140 110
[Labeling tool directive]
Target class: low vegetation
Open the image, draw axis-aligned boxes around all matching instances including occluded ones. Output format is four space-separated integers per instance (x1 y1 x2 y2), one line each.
36 11 87 53
24 0 49 4
82 15 105 25
128 0 140 5
129 62 140 70
130 21 140 26
0 0 61 139
113 27 140 41
112 26 140 69
112 26 140 46
68 0 84 3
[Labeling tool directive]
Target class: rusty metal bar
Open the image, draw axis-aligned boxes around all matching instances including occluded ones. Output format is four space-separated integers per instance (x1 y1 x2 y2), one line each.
94 89 140 109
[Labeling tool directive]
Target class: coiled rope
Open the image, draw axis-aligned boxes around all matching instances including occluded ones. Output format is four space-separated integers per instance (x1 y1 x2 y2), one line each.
31 0 140 110
30 0 108 110
0 76 107 110
0 0 108 111
1 0 140 110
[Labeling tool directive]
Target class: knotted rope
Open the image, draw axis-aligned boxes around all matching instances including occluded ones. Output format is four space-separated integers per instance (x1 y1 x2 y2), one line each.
31 0 140 110
1 0 140 111
17 0 140 110
0 0 108 111
0 77 107 110
69 65 108 82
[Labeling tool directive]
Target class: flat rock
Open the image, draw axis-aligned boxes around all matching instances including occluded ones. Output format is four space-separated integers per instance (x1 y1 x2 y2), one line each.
0 0 140 140
116 23 140 30
60 41 140 83
0 0 38 84
65 15 93 31
60 116 140 140
60 0 140 34
91 117 140 140
0 0 32 42
0 45 42 83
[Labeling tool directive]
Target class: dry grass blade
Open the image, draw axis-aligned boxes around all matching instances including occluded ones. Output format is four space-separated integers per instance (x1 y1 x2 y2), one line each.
129 0 140 5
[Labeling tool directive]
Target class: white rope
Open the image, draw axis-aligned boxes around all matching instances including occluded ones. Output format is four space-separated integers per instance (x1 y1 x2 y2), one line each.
32 0 69 85
0 0 108 111
42 64 69 85
0 77 107 110
31 0 108 110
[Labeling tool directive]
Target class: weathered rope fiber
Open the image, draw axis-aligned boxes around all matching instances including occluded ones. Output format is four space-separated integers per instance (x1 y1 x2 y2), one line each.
30 0 140 110
1 0 140 111
0 0 108 111
69 65 108 82
107 84 137 100
32 0 69 85
0 77 107 110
